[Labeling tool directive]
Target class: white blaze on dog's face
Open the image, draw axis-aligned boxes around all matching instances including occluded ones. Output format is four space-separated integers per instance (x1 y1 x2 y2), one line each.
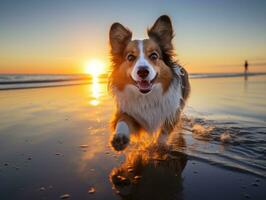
109 15 175 94
129 40 157 93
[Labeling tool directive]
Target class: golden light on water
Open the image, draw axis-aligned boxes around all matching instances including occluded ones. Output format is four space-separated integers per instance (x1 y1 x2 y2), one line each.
90 76 101 106
85 59 106 106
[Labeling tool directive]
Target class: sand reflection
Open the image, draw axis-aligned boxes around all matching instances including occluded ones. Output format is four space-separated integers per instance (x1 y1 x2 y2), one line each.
110 136 187 200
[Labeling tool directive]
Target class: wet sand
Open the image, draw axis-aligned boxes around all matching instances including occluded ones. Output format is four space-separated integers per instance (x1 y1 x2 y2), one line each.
0 75 265 200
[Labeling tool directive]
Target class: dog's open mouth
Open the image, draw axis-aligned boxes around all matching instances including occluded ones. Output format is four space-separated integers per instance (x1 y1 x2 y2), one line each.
134 74 158 94
136 80 153 93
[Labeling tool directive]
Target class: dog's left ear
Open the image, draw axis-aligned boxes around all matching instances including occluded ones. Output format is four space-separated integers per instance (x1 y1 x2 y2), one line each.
148 15 174 51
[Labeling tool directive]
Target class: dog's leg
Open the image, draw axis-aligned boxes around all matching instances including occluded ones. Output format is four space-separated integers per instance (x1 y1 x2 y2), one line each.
111 112 139 151
158 111 181 145
158 121 175 145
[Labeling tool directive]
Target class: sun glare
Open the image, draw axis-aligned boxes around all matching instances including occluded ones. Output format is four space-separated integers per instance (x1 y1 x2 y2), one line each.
84 59 107 106
85 59 105 76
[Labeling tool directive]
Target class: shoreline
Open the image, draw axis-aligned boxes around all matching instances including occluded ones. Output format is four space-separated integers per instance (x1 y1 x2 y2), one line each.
1 72 266 91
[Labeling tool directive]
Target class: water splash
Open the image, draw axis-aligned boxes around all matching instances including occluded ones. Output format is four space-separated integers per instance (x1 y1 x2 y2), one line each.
169 116 266 177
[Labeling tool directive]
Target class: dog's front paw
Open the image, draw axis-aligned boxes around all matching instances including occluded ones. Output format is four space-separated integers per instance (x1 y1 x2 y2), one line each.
111 133 129 151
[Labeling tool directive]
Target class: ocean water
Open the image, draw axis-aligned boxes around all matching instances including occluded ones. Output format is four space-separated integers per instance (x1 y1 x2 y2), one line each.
180 74 266 177
0 72 265 90
0 73 265 177
0 74 92 90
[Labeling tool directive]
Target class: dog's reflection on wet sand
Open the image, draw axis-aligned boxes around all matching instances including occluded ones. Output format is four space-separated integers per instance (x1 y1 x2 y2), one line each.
109 137 187 200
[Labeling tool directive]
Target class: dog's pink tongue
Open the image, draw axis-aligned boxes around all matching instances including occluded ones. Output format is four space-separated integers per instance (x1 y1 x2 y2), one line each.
137 80 152 93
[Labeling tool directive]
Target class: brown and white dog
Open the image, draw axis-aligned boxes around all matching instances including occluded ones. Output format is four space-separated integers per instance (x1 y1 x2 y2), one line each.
109 15 190 151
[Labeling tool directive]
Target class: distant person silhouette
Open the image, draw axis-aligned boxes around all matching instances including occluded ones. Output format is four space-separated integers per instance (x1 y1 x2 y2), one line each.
244 60 248 74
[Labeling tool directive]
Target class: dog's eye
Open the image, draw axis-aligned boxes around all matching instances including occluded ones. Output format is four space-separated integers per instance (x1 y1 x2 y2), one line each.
127 54 136 62
149 52 158 61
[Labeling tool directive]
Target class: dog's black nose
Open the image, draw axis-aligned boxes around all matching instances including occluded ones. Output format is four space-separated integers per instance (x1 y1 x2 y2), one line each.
137 67 149 79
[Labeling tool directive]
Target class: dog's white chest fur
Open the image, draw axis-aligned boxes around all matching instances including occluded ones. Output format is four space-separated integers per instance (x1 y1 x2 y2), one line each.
114 78 182 133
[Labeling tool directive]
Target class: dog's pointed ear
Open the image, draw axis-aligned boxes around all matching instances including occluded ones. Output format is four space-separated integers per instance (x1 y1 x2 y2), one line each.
109 23 132 57
148 15 174 51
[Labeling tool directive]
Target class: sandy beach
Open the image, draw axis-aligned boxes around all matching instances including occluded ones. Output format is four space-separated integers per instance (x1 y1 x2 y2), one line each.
0 74 265 200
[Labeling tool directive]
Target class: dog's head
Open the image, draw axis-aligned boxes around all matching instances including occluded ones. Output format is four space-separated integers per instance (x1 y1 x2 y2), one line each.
109 15 176 94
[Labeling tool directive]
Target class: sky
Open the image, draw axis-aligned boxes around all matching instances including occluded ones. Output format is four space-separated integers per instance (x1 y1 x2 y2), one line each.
0 0 266 74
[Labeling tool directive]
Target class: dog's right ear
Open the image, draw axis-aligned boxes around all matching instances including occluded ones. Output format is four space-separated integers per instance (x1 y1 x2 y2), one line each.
148 15 174 53
109 23 132 57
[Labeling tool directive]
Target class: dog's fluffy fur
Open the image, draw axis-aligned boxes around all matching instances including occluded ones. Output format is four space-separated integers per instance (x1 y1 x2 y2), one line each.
109 15 190 151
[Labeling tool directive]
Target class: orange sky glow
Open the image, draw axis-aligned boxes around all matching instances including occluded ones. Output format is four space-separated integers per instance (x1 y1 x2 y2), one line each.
0 1 265 74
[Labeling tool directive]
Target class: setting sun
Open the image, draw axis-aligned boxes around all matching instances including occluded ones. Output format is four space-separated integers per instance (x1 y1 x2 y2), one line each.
85 59 106 76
